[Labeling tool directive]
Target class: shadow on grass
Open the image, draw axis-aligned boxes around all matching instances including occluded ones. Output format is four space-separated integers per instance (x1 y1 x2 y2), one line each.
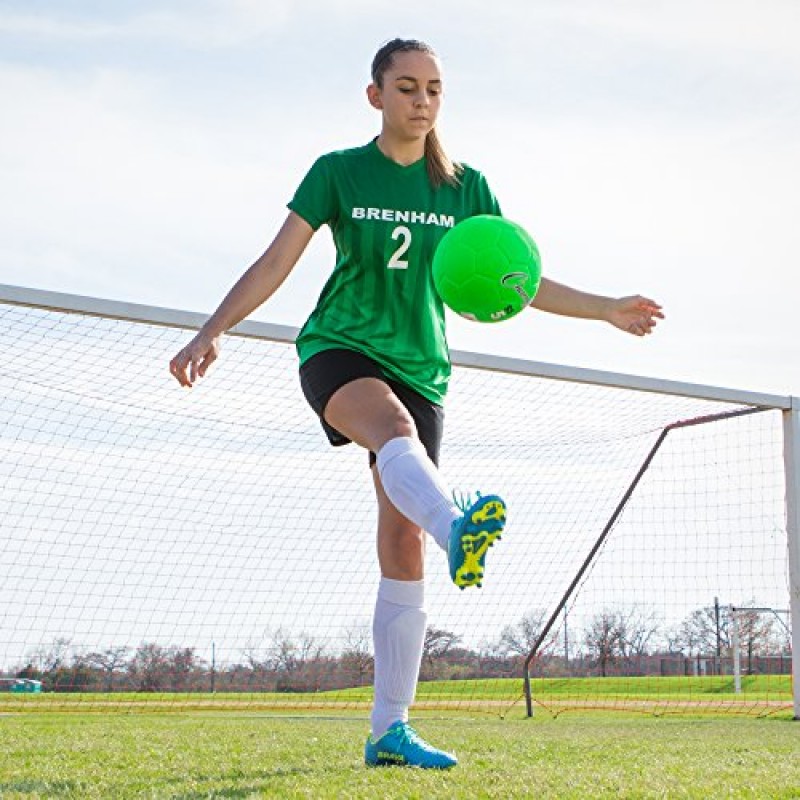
170 766 317 799
0 780 77 796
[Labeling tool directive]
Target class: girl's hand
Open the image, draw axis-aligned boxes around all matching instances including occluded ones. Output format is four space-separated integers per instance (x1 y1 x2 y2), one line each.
169 331 221 387
607 296 664 336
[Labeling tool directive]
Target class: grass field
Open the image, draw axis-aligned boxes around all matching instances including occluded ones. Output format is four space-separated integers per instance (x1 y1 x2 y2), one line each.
0 675 793 716
1 710 799 799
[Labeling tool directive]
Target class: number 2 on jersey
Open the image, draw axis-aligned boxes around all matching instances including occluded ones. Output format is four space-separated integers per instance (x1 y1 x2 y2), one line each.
387 225 411 269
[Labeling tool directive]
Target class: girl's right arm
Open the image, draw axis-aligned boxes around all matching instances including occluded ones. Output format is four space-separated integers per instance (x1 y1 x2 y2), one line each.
169 211 314 387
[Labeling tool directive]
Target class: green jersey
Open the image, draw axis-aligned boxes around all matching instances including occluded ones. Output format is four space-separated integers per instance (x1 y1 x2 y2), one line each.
289 139 501 404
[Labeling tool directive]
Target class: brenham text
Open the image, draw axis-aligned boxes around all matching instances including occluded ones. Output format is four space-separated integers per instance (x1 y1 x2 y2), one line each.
352 208 455 227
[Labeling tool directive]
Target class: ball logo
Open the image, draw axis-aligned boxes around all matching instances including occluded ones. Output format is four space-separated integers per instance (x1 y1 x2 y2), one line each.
501 272 533 307
489 305 515 321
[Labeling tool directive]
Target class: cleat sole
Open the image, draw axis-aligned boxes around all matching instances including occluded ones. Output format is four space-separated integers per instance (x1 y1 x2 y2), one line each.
450 495 507 589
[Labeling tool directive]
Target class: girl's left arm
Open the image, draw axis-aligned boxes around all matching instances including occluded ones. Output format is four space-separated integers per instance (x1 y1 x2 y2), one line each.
529 277 664 337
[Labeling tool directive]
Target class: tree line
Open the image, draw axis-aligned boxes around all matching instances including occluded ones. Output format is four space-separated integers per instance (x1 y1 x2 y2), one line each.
6 602 791 694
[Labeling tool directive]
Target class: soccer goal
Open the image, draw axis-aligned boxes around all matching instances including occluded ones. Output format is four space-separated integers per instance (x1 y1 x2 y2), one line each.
0 283 797 719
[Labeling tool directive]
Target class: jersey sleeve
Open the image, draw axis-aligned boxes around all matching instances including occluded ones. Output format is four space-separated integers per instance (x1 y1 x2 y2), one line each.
287 155 336 231
473 169 502 216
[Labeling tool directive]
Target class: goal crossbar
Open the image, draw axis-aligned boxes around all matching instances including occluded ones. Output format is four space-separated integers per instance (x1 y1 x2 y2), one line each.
0 283 791 411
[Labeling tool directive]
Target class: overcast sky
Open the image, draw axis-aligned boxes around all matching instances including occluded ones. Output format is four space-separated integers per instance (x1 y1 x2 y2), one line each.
1 0 798 396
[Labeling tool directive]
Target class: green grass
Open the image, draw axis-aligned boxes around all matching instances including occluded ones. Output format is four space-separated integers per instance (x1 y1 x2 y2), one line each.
423 674 792 700
1 675 792 716
531 674 792 697
1 712 799 799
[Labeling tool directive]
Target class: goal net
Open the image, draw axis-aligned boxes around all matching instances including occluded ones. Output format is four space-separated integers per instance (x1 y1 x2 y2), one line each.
0 286 795 717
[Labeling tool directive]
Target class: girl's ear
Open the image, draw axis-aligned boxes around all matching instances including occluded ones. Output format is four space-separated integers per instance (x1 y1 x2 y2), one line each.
366 83 383 110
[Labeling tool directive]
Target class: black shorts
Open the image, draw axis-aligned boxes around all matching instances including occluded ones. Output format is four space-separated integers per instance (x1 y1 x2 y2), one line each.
299 348 444 466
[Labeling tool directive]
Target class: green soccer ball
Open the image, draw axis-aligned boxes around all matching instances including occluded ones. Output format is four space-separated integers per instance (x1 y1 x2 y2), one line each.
432 215 541 323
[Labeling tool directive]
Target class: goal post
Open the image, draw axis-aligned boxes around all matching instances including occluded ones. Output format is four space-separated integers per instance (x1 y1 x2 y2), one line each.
784 399 800 719
0 283 796 718
521 407 774 715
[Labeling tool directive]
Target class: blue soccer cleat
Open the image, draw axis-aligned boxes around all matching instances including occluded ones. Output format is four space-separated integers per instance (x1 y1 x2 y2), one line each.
364 721 458 769
448 493 507 589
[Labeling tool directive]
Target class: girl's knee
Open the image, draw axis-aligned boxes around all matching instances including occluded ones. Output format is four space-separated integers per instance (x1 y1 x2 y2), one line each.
387 409 417 440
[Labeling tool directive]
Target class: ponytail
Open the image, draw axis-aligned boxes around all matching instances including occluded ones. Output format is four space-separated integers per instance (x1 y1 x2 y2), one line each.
371 38 462 190
425 127 463 189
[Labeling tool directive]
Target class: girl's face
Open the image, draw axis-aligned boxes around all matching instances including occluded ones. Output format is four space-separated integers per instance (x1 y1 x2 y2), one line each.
369 50 443 143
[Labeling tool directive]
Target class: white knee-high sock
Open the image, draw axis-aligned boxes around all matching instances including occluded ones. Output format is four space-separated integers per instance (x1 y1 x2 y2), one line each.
370 577 427 739
376 436 459 550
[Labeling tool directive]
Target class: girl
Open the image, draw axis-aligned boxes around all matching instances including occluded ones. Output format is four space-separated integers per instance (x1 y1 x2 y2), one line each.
169 37 663 769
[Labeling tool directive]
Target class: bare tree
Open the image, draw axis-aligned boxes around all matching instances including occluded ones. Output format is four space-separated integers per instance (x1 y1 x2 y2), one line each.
296 632 325 666
340 623 374 685
168 647 201 691
268 628 324 674
617 608 661 665
23 637 93 690
731 608 782 674
30 637 74 673
85 646 130 692
498 609 550 658
583 608 660 676
128 643 171 692
267 628 297 673
584 611 624 677
422 627 462 673
660 626 684 655
127 643 203 692
265 628 327 691
241 639 269 671
674 606 729 656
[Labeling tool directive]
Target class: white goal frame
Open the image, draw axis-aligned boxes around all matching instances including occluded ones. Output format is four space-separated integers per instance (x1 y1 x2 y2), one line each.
1 282 798 719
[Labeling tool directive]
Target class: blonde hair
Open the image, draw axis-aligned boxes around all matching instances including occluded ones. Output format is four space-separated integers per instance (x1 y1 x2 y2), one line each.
371 38 462 189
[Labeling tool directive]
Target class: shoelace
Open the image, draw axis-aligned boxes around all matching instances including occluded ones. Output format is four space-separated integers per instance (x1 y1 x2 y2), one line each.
452 490 481 514
396 724 436 752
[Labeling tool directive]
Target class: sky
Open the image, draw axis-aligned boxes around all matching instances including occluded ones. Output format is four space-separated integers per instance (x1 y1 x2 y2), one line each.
1 0 799 397
1 1 796 670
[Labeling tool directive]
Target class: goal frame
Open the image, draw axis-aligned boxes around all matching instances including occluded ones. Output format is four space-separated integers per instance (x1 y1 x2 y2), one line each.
1 282 797 718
